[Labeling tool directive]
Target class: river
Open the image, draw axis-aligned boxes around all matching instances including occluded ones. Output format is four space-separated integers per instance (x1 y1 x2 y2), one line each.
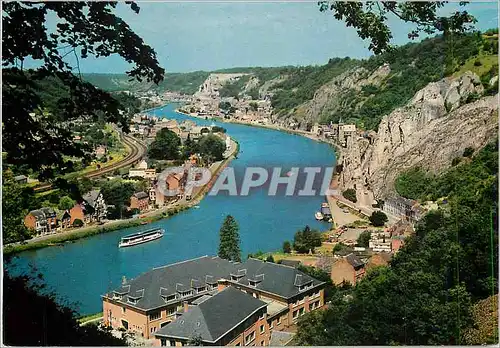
7 104 336 315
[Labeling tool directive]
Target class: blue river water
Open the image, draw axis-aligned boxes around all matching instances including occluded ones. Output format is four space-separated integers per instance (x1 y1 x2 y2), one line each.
7 104 336 315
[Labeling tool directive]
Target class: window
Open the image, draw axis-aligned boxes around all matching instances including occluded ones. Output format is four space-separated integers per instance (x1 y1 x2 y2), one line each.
245 331 255 345
150 327 156 333
167 307 176 315
169 340 176 347
161 339 167 346
260 341 265 346
277 317 282 325
292 310 298 319
196 286 206 293
149 311 161 321
260 325 265 333
160 321 170 328
127 297 137 304
122 307 126 314
252 293 258 299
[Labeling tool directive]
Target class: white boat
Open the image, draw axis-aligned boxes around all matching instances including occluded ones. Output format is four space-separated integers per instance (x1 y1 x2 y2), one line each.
119 228 164 248
315 212 324 221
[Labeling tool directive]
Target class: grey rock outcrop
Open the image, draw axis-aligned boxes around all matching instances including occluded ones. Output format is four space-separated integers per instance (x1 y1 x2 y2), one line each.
339 71 498 199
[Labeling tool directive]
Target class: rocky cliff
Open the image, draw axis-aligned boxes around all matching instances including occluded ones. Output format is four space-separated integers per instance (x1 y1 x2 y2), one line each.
338 71 498 199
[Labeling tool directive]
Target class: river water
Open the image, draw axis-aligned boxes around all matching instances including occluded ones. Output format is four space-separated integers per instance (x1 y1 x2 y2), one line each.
7 104 336 315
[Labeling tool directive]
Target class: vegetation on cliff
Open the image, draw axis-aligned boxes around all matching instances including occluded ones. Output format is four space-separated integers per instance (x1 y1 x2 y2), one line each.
295 140 498 345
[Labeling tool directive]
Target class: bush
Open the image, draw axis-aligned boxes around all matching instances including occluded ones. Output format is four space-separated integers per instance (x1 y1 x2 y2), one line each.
452 157 462 166
473 60 482 66
356 230 371 247
369 211 388 227
342 188 357 203
293 226 322 253
72 219 84 227
265 255 275 263
283 240 292 254
463 147 474 158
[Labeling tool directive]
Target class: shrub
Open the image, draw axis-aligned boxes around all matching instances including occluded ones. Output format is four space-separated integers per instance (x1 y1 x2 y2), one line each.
452 157 462 166
463 147 474 158
357 230 372 247
369 211 388 227
342 188 357 203
282 240 292 254
473 60 482 66
72 219 84 227
265 255 275 263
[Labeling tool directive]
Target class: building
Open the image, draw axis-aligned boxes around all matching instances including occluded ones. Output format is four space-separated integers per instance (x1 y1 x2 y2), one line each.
331 253 366 285
130 191 150 212
14 174 28 184
365 253 391 271
338 124 356 146
82 189 108 222
369 233 392 252
102 256 325 340
382 196 423 223
154 287 270 346
24 207 58 235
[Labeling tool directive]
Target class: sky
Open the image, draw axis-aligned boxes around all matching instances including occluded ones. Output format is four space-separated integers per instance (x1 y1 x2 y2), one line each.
52 1 498 73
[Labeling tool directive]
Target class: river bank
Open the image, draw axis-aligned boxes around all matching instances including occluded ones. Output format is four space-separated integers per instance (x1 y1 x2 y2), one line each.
3 137 239 256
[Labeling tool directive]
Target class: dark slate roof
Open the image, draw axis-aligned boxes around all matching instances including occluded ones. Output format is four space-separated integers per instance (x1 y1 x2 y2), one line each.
229 258 323 298
105 256 237 311
39 207 56 217
83 189 101 207
155 287 266 343
29 209 47 220
29 207 55 220
105 256 325 311
133 191 149 199
345 253 364 268
280 260 300 268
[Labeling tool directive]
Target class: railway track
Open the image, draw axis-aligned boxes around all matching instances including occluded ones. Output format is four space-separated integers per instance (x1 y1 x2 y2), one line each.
34 134 147 192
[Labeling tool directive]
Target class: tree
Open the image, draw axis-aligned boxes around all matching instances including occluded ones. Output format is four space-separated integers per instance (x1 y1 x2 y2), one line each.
218 215 241 262
2 170 37 243
293 226 322 254
266 255 275 263
318 1 476 54
72 219 84 227
249 102 258 111
282 240 292 254
3 269 126 346
356 230 371 247
148 129 181 160
342 188 357 203
198 134 226 163
3 2 164 178
100 179 136 219
58 196 75 211
369 211 388 227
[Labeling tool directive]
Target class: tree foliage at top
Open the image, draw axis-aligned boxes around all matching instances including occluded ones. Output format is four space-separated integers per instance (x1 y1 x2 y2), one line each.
318 1 476 54
2 1 164 178
369 211 388 227
218 215 241 262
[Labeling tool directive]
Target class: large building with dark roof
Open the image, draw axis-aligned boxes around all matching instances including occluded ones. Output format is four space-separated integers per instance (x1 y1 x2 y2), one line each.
102 256 326 342
155 287 269 346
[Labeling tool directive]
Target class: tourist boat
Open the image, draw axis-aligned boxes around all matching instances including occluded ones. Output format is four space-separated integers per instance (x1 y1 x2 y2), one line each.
315 212 324 221
118 228 164 248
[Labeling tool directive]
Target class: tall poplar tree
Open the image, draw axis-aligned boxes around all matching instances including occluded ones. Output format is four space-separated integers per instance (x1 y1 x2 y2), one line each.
218 215 241 262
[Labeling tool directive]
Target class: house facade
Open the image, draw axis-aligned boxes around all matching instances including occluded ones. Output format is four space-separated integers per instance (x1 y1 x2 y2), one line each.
82 189 108 222
102 256 325 341
24 207 58 235
130 191 150 212
331 253 366 285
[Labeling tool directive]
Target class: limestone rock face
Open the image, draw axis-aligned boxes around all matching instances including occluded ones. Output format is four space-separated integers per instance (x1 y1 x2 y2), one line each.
339 72 498 198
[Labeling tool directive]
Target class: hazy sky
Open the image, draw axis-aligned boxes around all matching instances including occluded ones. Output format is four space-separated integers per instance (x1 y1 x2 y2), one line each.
57 1 498 73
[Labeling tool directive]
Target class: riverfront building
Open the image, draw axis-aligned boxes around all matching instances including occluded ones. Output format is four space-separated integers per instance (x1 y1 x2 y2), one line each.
102 256 325 342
